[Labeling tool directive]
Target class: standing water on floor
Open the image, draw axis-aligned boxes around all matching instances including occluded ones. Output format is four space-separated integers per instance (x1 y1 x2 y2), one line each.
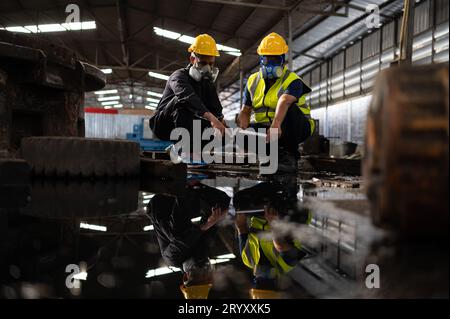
0 172 447 299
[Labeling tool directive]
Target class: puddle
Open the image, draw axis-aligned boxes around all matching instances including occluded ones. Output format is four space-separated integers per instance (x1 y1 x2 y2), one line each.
0 172 447 299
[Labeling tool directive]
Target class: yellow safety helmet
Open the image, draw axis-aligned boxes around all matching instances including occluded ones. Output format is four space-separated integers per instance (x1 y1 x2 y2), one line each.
257 32 289 56
249 288 282 299
188 34 220 57
180 284 213 299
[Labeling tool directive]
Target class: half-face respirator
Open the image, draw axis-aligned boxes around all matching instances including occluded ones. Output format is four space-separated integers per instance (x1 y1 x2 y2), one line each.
260 55 285 80
189 64 219 83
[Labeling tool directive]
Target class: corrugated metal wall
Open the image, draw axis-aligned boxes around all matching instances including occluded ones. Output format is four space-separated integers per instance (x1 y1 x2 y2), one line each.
85 114 152 139
311 95 372 144
304 0 449 144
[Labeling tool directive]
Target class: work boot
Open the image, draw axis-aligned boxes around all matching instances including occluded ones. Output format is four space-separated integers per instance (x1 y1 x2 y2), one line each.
277 148 298 173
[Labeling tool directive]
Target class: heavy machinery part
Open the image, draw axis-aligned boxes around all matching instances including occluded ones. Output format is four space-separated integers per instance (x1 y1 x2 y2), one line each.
21 180 139 219
364 63 449 238
0 31 106 157
21 137 140 178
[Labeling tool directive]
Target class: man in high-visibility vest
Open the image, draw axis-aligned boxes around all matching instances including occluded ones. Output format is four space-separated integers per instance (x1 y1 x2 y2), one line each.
237 32 314 172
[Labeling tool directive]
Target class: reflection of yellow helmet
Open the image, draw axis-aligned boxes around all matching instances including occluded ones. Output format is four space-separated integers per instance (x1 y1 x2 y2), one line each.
188 34 220 57
180 284 212 299
250 288 282 299
257 32 289 56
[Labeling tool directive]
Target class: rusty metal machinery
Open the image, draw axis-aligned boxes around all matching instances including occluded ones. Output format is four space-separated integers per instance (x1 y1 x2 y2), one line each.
364 63 449 239
0 31 106 158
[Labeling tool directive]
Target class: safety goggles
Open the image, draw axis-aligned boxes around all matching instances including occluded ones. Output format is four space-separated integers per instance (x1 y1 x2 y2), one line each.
260 55 285 66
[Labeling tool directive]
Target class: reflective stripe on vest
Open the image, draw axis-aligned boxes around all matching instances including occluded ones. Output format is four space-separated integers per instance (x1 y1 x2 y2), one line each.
241 216 302 275
247 66 315 135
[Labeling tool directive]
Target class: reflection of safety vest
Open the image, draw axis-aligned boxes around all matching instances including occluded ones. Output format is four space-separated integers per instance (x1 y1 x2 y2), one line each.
247 66 315 135
241 217 302 276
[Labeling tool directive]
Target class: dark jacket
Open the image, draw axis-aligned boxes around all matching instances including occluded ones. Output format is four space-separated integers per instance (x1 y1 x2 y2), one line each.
156 65 223 119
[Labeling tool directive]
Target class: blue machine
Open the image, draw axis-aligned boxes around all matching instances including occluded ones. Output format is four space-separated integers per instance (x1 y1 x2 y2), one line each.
127 118 208 166
126 118 173 152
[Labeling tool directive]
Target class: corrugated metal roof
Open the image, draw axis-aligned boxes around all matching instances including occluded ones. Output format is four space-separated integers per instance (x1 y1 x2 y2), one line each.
221 0 405 120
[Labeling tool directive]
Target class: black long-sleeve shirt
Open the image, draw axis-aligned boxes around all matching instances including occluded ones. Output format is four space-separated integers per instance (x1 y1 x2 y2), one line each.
156 65 223 119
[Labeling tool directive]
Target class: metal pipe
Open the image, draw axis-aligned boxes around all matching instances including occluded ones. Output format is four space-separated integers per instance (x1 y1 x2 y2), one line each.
398 0 415 64
288 10 293 70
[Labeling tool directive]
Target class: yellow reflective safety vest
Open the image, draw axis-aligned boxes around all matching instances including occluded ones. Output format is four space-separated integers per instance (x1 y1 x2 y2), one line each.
241 216 303 276
246 66 315 135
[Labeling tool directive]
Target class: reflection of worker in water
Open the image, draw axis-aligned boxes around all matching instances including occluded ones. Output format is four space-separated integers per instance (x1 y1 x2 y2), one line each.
233 181 310 299
147 184 230 299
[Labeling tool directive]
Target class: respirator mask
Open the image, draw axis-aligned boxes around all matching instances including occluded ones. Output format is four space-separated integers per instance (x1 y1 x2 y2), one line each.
260 55 285 80
189 63 219 83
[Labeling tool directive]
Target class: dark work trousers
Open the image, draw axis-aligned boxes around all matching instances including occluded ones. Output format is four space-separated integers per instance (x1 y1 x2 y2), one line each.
250 104 311 158
149 101 216 152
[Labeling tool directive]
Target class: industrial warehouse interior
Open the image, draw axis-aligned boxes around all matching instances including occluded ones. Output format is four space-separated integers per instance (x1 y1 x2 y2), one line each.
0 0 449 305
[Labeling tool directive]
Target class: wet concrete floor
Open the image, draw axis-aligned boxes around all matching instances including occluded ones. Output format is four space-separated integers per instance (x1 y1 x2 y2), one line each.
0 169 448 299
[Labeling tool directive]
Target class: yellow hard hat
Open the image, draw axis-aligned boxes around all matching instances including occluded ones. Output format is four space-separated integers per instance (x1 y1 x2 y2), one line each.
249 288 282 299
257 32 289 56
180 284 213 299
188 34 220 57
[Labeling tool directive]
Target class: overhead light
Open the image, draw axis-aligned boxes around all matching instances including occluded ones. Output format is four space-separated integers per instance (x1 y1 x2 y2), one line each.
146 266 181 278
61 21 96 31
145 106 156 110
154 27 181 39
145 253 233 278
147 91 163 98
178 35 196 44
153 27 241 56
146 97 160 103
95 89 118 95
104 106 112 109
101 68 113 74
73 271 88 281
113 104 123 108
80 222 107 232
101 101 120 106
191 216 202 223
143 225 154 231
0 21 96 34
98 96 120 102
216 43 241 55
210 258 230 265
215 253 236 259
148 71 170 81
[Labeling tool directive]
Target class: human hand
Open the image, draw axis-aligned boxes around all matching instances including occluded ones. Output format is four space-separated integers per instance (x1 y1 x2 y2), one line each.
211 118 226 137
201 206 228 231
266 124 282 143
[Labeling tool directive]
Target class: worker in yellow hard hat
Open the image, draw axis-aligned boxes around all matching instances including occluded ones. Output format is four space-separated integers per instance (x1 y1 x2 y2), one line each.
149 34 227 164
237 32 315 173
